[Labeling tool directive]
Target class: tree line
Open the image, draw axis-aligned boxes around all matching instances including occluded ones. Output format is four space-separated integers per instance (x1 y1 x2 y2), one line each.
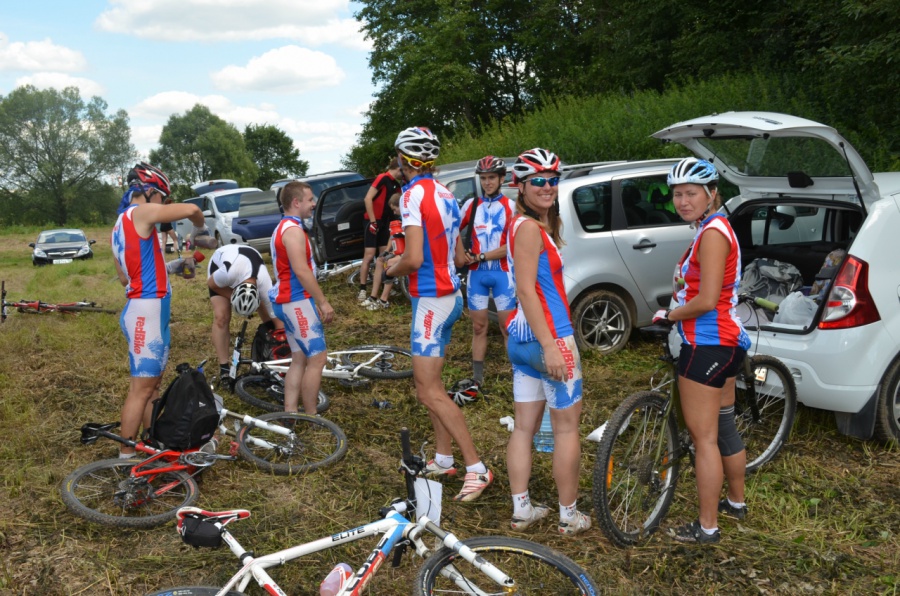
0 90 308 227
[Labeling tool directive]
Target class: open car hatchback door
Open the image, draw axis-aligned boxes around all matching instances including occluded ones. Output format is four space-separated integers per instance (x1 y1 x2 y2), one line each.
309 178 374 266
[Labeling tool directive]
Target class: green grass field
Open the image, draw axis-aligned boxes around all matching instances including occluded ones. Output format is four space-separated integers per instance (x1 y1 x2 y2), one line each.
0 226 897 595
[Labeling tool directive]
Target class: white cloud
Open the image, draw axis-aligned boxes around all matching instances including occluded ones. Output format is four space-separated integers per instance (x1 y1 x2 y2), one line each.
15 73 104 97
211 46 344 93
95 0 370 50
0 34 86 72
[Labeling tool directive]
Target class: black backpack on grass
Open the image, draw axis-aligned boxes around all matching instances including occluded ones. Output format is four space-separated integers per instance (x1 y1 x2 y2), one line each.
146 363 221 451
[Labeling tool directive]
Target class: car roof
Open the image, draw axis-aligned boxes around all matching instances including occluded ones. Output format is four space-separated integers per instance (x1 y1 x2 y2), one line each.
560 158 680 184
270 171 363 190
40 228 84 234
202 187 262 198
190 179 239 194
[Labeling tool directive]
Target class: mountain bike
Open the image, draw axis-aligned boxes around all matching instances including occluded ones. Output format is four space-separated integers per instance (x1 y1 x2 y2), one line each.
592 293 798 547
61 398 347 528
226 318 413 413
146 427 599 595
318 258 363 283
1 280 116 322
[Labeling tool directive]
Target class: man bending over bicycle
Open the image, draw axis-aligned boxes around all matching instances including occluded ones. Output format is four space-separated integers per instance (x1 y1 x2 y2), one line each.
111 162 208 458
385 127 493 502
208 244 282 386
269 181 335 415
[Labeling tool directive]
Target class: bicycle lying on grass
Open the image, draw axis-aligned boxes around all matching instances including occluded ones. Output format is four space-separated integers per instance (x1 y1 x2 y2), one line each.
592 293 798 547
1 280 116 322
147 427 599 595
225 317 413 413
61 384 347 528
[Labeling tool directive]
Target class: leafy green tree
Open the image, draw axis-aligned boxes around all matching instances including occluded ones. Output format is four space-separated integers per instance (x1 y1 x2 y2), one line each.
243 124 308 189
149 104 258 195
0 85 135 225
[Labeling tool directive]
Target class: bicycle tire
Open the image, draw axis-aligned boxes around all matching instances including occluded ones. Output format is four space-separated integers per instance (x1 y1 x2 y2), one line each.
234 374 330 414
236 412 347 475
146 587 242 596
415 535 598 595
593 390 680 548
60 458 199 528
736 354 798 473
57 304 117 314
340 345 413 379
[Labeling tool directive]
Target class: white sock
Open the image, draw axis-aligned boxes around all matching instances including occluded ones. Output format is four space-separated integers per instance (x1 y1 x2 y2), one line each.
728 497 745 508
465 461 487 475
560 500 577 522
700 524 718 535
512 491 532 517
434 453 454 469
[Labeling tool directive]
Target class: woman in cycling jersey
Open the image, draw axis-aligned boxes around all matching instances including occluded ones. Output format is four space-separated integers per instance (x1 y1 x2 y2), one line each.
359 159 403 305
654 157 751 544
505 149 589 536
385 126 493 503
458 156 516 388
111 162 206 457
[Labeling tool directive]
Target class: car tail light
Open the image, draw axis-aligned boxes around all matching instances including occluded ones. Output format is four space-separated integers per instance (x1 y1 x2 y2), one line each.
818 255 880 329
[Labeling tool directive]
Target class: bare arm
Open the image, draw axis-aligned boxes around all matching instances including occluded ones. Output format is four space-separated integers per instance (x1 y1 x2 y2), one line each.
131 203 204 238
113 258 128 287
667 230 729 322
363 185 378 223
282 226 334 323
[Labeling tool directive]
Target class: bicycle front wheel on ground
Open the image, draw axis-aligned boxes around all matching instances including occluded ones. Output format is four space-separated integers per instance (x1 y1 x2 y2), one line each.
60 458 199 528
340 345 413 379
736 354 798 472
234 375 330 414
593 390 680 548
236 412 347 475
415 536 598 595
146 587 241 596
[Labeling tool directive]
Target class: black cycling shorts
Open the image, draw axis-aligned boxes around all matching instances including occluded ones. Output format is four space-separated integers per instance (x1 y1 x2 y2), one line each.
677 344 746 388
364 219 391 249
160 222 173 232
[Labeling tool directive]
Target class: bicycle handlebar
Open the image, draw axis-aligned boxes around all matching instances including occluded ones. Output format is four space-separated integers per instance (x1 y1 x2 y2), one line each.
739 293 779 313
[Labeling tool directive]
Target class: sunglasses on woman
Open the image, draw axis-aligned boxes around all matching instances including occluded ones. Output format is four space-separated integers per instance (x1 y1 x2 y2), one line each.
525 176 560 188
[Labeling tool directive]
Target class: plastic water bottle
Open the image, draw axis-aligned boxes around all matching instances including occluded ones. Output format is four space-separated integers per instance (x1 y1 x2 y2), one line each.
320 562 353 596
533 409 554 453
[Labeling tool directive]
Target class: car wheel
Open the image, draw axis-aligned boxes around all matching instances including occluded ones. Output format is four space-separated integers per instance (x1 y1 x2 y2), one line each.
874 357 900 443
572 289 632 355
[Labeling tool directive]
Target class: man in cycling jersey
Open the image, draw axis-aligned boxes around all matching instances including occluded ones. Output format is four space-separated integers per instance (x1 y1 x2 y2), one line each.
111 162 207 458
385 126 493 502
458 156 517 388
207 244 281 386
269 181 335 415
358 159 403 304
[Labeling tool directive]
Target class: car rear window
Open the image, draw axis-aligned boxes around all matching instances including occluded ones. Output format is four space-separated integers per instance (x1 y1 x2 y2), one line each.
238 191 281 217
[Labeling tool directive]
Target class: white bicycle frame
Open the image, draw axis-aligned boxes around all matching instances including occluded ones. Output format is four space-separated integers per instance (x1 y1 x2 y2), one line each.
250 348 398 382
182 503 515 596
317 259 363 281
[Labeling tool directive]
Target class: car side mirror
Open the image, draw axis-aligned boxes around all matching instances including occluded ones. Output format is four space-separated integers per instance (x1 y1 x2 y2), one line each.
774 206 796 230
29 243 35 248
89 239 97 245
202 210 213 217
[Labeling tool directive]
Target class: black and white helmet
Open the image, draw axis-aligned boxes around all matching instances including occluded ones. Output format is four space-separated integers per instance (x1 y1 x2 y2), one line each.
667 157 718 187
394 127 441 162
231 282 259 317
448 378 481 406
511 148 561 183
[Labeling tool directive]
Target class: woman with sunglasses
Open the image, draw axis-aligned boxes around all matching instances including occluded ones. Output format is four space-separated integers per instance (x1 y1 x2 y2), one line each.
111 162 207 458
504 149 590 536
385 127 494 502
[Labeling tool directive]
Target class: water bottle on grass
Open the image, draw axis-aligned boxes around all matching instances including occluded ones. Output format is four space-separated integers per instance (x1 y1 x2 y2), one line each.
533 408 554 453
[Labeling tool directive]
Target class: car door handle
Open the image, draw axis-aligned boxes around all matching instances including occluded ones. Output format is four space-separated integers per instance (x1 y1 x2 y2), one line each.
236 219 250 224
632 240 657 250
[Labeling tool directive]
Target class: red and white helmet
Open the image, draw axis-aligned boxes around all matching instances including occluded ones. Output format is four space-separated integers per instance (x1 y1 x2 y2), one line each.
394 127 441 162
127 162 171 196
512 148 561 183
448 378 481 406
475 155 506 176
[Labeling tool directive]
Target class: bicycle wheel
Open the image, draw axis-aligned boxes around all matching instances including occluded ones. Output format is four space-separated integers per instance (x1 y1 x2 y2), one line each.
593 390 680 548
146 587 241 596
735 354 798 472
415 536 598 595
57 304 117 314
60 458 199 528
234 374 330 414
236 412 347 475
340 345 413 379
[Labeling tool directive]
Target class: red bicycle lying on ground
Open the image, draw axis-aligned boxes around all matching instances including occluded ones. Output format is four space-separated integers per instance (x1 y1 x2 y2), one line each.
1 280 117 322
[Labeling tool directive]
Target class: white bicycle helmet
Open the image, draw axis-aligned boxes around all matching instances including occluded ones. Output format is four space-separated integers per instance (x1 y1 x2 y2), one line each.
667 157 718 187
448 379 481 407
231 282 260 317
394 127 441 162
511 148 561 183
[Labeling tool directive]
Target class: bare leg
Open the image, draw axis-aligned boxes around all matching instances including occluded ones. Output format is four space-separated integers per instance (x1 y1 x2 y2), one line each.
120 376 161 455
550 401 582 506
360 247 376 287
210 294 232 368
413 356 480 465
507 401 544 493
300 351 327 415
283 350 307 413
720 377 746 503
470 309 490 362
679 375 725 529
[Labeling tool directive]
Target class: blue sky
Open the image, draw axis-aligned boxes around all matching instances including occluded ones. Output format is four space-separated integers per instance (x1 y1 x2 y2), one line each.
0 0 377 176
